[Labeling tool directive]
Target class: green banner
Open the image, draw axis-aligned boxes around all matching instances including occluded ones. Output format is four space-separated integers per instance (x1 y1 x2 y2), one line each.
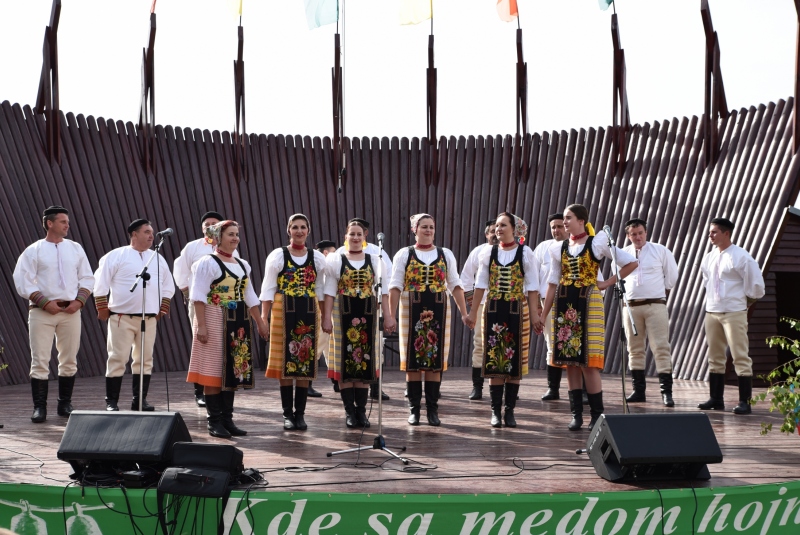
2 481 800 534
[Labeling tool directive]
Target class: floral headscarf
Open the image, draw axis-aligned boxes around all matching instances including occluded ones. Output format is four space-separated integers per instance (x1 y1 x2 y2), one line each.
205 220 238 246
410 213 434 234
498 212 528 244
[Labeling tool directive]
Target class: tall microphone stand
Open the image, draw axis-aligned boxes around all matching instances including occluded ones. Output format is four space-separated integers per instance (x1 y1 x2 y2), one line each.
129 235 166 412
603 227 637 415
328 234 408 464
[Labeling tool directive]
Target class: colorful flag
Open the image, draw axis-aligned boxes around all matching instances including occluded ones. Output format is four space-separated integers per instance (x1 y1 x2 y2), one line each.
400 0 432 25
599 0 614 11
305 0 338 30
496 0 517 22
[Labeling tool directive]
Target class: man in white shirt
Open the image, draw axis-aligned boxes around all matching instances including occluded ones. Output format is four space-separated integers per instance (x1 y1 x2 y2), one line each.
460 219 498 400
533 214 567 401
13 206 95 422
174 210 238 406
620 218 679 406
699 217 765 414
94 219 175 411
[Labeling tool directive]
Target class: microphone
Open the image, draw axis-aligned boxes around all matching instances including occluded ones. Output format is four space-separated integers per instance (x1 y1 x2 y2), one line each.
602 225 612 236
377 232 385 244
156 228 174 238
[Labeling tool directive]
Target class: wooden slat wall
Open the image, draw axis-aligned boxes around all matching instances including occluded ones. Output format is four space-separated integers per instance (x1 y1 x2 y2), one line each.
0 98 798 386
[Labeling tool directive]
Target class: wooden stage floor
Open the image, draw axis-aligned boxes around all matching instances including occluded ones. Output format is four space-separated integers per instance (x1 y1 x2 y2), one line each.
1 367 797 494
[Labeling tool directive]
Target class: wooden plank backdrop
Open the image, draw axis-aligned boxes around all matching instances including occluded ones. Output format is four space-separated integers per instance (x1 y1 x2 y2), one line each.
0 98 798 386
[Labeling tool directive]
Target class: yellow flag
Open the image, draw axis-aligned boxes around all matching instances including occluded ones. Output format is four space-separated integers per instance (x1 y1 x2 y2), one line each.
228 0 243 17
399 0 432 25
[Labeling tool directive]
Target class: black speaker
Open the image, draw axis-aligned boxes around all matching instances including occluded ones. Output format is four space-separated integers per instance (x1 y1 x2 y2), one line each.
586 413 723 482
57 411 191 481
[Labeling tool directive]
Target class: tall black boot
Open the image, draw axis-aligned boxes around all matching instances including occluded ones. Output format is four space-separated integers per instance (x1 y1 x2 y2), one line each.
504 383 520 428
280 385 296 430
354 388 371 427
57 376 76 417
331 378 340 393
568 389 584 431
469 367 484 400
105 376 123 411
587 391 605 431
30 378 48 423
307 381 323 398
205 394 232 438
131 374 155 411
659 373 675 407
370 383 390 400
194 383 206 407
698 372 725 410
425 381 441 426
489 384 504 428
626 370 647 403
541 366 562 401
221 390 247 436
733 376 753 415
294 386 308 431
407 381 422 425
340 388 358 428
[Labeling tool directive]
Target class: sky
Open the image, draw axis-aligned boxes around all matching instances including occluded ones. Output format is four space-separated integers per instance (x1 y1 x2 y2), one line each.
0 0 796 140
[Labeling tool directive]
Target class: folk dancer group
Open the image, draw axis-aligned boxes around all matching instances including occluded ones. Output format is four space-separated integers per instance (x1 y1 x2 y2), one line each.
14 204 765 436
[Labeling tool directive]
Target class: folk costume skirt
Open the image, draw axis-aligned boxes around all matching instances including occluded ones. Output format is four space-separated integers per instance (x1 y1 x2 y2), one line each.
327 294 379 384
481 298 530 379
550 284 604 369
187 302 254 391
265 293 320 380
398 290 450 372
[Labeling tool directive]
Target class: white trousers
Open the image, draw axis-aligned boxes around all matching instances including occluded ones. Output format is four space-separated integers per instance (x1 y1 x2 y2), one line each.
622 302 673 374
106 314 158 377
705 310 752 376
28 308 81 380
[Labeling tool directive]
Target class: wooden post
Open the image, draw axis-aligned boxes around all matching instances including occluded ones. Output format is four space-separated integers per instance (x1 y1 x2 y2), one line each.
138 13 157 178
611 14 630 179
516 28 529 183
233 25 247 181
34 0 62 166
332 32 344 191
426 34 438 186
700 0 729 168
794 0 800 153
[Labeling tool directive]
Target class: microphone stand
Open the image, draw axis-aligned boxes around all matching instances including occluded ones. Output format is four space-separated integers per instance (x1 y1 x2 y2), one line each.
604 229 637 415
328 235 408 464
129 236 165 412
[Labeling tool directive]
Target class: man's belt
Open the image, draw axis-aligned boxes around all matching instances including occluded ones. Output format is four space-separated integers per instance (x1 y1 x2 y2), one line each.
110 311 158 318
29 300 72 310
624 298 667 307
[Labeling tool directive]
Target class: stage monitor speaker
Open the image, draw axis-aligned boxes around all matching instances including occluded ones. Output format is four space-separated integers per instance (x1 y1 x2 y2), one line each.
586 413 723 482
57 411 191 480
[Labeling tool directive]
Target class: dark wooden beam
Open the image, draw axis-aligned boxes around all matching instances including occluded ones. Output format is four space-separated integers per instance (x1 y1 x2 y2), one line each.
516 28 529 183
233 25 247 181
611 14 630 179
700 0 729 168
332 32 344 191
426 34 438 186
138 13 157 177
794 0 800 153
34 0 62 166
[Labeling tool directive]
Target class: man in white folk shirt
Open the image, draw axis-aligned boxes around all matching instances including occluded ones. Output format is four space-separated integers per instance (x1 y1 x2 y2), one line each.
699 217 765 415
533 213 567 401
335 217 393 401
460 219 498 400
620 218 679 406
13 206 95 422
94 219 175 411
173 210 238 407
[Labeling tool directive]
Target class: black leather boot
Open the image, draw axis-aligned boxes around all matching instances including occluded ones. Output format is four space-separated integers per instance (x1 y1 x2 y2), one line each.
626 370 647 403
280 385 296 430
221 390 247 436
355 388 371 427
30 378 48 423
340 388 358 428
698 372 726 410
489 384 504 428
370 383 390 400
57 375 76 417
332 378 340 393
504 383 520 428
407 381 422 425
105 376 123 411
659 373 675 407
194 382 206 407
469 367 484 400
294 386 308 430
307 381 323 398
733 375 753 415
541 366 562 401
568 389 584 431
131 374 155 411
425 381 441 426
587 391 605 431
205 394 232 438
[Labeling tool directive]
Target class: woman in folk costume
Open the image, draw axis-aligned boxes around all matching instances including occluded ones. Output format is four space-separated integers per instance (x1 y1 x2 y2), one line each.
541 204 638 431
260 214 327 431
467 213 541 428
388 214 473 426
321 220 395 428
186 221 268 438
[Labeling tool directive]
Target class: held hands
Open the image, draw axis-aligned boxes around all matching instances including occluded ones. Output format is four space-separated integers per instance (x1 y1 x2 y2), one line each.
596 278 614 291
321 318 333 334
256 320 269 340
44 301 62 315
462 314 476 330
63 300 82 314
383 315 397 334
